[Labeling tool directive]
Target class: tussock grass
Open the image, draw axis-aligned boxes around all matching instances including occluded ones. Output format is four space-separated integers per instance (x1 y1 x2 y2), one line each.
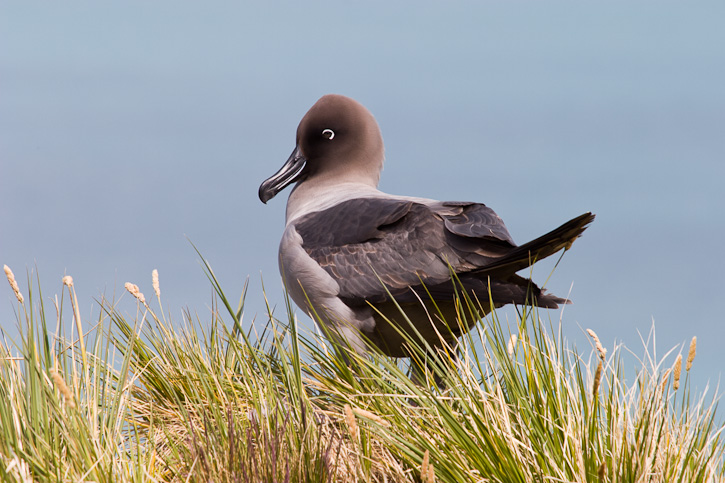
1 260 723 482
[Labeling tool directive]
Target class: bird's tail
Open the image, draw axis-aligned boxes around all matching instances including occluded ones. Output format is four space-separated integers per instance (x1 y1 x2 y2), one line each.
477 212 595 278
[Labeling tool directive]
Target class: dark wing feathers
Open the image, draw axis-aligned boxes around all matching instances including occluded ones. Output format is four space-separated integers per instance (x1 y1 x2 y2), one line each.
441 201 516 244
296 200 455 302
294 197 593 306
297 198 414 247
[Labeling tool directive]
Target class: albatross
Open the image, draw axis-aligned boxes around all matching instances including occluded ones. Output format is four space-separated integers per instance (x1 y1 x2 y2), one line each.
259 94 594 357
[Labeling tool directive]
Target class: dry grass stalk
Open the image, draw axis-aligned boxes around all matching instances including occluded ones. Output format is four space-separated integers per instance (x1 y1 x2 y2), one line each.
4 264 24 304
152 269 160 298
50 369 76 409
673 354 682 390
344 404 358 441
5 456 32 483
586 328 607 361
124 282 146 305
352 406 390 427
507 334 518 357
686 336 696 372
592 360 603 398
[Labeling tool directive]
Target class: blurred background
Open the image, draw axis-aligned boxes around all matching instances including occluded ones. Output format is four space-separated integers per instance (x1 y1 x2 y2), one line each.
2 2 723 389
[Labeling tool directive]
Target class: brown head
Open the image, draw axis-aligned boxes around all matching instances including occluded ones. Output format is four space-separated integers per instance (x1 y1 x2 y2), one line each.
259 94 384 203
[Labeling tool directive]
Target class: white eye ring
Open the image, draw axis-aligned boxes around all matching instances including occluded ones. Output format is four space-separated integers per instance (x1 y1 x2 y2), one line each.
322 129 335 140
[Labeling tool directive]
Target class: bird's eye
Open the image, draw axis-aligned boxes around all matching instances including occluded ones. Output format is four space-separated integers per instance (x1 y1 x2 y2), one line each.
322 129 335 140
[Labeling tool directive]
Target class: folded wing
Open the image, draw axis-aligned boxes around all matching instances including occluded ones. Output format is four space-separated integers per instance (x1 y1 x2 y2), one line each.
293 197 593 307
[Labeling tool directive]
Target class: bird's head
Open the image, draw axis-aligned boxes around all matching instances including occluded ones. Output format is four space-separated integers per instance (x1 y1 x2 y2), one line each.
259 94 384 203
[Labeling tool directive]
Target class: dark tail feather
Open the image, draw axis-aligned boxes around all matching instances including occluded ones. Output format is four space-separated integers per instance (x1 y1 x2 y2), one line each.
478 212 595 278
491 273 570 309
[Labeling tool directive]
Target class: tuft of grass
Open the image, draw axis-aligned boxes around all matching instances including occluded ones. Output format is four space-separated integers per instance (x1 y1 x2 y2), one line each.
0 269 153 482
1 260 724 482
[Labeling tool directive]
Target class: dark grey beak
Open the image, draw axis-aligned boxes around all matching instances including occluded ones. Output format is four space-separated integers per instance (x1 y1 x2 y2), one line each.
259 146 307 204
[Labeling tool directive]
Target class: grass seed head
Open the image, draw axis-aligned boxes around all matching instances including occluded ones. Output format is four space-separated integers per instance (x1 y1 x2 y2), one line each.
507 333 518 357
152 269 160 298
686 336 696 372
421 449 430 483
62 275 73 287
344 404 358 441
50 369 76 409
352 406 390 427
673 354 682 390
4 264 24 304
661 368 672 393
124 282 146 305
427 459 435 483
586 328 607 361
593 360 603 398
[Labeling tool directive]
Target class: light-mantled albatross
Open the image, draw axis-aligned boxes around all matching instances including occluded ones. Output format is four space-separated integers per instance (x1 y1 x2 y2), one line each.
259 94 594 357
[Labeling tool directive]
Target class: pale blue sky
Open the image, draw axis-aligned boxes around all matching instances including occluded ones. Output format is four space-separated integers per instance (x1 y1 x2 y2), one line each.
2 2 724 388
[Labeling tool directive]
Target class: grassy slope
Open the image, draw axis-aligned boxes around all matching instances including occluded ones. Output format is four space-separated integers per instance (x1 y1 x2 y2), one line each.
1 261 723 483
